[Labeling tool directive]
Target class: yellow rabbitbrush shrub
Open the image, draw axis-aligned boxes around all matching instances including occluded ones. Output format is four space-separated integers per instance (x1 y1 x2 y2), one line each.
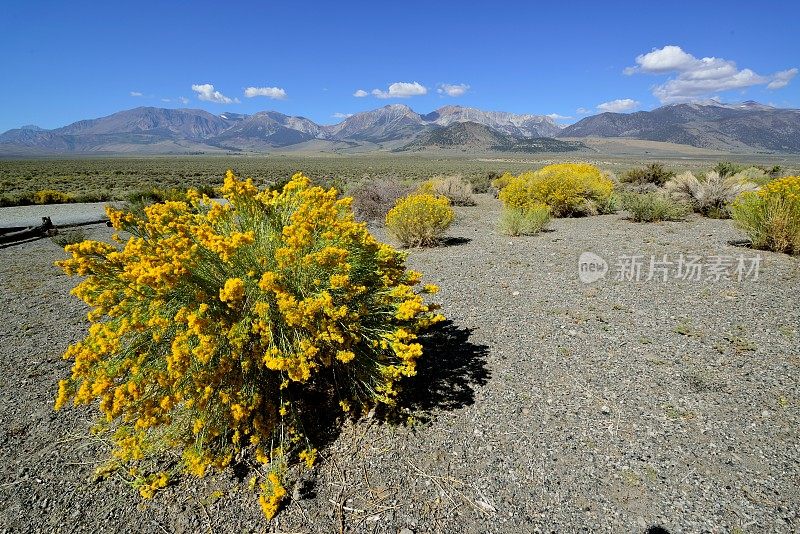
385 193 454 247
498 163 614 217
731 175 800 255
55 171 444 518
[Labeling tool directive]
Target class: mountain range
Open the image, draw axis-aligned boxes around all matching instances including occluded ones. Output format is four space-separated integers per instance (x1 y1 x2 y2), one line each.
560 101 800 153
0 105 560 155
1 100 798 155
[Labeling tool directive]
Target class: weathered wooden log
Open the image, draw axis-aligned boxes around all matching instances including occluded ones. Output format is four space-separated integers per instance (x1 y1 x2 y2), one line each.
0 217 55 245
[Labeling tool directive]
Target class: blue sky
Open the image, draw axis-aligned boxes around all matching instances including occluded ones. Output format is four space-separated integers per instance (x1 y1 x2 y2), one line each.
1 0 798 132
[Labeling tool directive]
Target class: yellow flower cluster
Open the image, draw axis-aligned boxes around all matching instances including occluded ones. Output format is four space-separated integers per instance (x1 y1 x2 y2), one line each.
55 170 444 518
498 163 614 217
732 175 800 255
385 193 454 247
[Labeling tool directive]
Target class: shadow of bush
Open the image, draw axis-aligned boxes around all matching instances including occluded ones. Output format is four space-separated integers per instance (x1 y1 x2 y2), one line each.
397 319 490 413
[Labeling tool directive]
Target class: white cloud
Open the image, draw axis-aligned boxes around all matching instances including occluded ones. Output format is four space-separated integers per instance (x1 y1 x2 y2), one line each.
437 83 469 97
625 45 797 103
332 112 353 119
597 99 640 113
353 89 368 97
767 68 798 90
178 96 190 105
576 107 591 115
244 86 287 99
161 98 171 102
624 45 696 75
547 113 573 120
371 81 427 99
130 91 143 97
191 83 239 104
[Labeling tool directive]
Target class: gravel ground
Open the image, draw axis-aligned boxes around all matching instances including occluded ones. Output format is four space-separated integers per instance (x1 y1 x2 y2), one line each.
0 194 798 533
0 202 119 228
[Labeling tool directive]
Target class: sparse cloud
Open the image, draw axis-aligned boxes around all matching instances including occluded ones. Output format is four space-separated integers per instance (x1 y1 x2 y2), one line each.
437 83 469 97
576 107 591 115
597 98 640 113
547 113 573 120
244 86 287 100
130 91 143 97
767 68 798 90
191 83 239 104
178 96 190 105
625 45 797 103
161 98 171 103
371 82 427 99
353 89 368 97
332 112 353 119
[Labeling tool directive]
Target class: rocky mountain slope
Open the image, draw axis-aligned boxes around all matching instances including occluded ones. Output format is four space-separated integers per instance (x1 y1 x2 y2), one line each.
399 121 584 152
559 101 800 152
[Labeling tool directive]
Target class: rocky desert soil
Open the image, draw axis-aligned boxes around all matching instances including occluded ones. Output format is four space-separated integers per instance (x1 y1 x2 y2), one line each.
0 195 798 533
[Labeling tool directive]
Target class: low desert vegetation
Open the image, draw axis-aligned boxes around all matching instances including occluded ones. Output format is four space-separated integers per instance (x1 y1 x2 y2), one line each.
499 204 551 236
0 188 112 207
417 174 476 206
621 191 690 222
50 228 87 248
385 193 455 247
731 175 800 255
345 177 414 222
665 171 758 218
54 171 444 518
498 163 615 217
622 163 676 187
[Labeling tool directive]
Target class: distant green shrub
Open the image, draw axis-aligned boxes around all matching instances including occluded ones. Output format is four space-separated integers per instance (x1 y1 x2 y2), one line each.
713 161 744 178
499 204 551 236
472 172 498 194
622 192 689 222
621 163 675 186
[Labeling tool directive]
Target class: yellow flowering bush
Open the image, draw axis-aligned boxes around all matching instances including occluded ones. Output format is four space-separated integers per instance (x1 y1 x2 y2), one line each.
32 189 72 204
385 193 454 247
55 170 444 518
491 172 515 192
498 163 614 217
731 175 800 255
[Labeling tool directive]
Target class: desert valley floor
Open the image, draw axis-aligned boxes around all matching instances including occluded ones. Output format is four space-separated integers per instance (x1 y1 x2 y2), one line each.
0 195 798 532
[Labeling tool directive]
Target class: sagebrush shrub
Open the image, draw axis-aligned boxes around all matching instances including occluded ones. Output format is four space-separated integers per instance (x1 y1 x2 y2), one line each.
665 171 758 218
731 175 800 255
417 175 476 206
499 204 551 236
621 192 689 222
498 163 614 217
732 167 771 185
55 171 444 517
622 163 675 186
347 178 413 222
385 193 454 247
